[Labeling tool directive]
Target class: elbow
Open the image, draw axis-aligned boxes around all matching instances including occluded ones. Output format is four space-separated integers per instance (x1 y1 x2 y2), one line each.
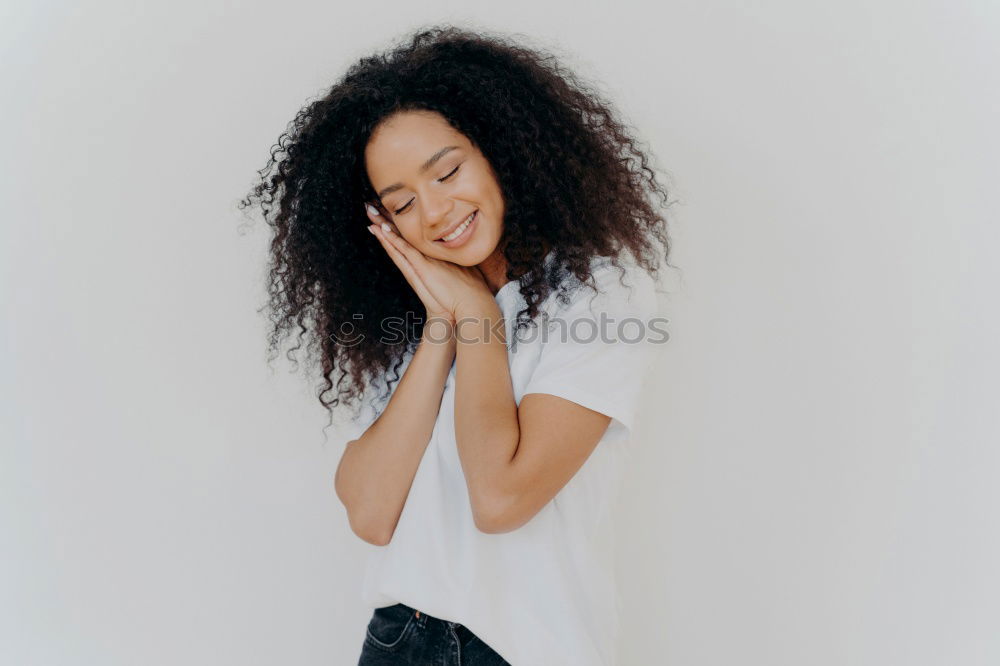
357 525 394 547
471 493 530 535
334 472 395 546
346 511 395 546
338 492 396 546
473 514 511 535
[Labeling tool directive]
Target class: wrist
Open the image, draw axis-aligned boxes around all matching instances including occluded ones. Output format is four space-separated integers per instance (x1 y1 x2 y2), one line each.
455 295 499 320
454 298 504 346
420 316 456 347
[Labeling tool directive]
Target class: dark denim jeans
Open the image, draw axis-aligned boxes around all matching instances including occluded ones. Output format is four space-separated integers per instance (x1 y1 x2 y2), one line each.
357 602 511 665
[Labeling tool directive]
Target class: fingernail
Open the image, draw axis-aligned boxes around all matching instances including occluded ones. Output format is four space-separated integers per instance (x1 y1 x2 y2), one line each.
366 203 380 218
367 225 375 235
381 222 391 233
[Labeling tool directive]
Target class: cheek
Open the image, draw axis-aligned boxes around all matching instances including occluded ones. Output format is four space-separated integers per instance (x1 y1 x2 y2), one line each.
387 218 416 242
485 181 504 214
402 225 423 244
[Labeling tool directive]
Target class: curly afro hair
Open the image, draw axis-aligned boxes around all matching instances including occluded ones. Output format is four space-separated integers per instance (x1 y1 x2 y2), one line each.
238 24 674 431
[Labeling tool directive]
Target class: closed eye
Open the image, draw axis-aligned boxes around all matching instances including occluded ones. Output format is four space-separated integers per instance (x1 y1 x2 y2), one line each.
392 164 463 215
439 164 461 182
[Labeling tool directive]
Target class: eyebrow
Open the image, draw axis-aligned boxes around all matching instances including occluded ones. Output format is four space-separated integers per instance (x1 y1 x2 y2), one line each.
376 145 461 200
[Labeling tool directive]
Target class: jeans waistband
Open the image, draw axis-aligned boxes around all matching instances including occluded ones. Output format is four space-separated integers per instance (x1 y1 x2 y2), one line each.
394 602 475 642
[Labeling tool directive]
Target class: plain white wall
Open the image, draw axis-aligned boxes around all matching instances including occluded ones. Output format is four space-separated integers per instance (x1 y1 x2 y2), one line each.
2 1 998 664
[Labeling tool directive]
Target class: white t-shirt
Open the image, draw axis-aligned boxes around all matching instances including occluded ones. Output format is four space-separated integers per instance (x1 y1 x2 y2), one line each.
336 251 661 665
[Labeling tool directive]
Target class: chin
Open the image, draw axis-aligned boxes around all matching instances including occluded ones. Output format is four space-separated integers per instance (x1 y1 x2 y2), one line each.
436 249 486 266
431 239 495 266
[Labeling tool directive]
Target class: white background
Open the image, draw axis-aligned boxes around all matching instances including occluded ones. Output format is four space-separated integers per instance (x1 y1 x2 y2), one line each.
2 1 998 664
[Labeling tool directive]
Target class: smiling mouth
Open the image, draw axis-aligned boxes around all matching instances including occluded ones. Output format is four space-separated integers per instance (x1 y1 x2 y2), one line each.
435 210 477 243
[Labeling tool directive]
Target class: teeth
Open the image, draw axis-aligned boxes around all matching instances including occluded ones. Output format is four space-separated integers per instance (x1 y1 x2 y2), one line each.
440 212 475 242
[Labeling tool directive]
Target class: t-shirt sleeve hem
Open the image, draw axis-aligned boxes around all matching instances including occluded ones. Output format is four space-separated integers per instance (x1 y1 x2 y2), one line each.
522 382 635 434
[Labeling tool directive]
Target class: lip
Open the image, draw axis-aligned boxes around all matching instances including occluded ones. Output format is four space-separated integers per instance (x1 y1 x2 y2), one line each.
434 210 478 248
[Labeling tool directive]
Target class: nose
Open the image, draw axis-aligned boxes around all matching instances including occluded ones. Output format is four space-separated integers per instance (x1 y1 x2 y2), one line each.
419 188 453 233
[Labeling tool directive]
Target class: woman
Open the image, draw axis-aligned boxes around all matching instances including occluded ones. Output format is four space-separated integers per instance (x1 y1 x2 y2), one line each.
240 25 672 666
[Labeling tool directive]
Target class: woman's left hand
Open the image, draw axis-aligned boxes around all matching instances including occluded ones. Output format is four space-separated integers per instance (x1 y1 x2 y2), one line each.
371 222 495 318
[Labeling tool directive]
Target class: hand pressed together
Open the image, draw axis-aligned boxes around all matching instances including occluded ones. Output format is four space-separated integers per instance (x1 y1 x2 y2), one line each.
364 203 494 326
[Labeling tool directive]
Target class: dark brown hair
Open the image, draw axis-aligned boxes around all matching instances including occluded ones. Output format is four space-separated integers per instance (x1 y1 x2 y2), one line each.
238 24 674 432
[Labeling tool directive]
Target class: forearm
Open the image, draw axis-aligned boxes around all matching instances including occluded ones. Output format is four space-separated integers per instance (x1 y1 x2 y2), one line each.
453 298 521 525
335 319 455 543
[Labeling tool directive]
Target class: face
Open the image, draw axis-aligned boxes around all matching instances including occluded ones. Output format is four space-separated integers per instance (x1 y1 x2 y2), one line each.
364 110 506 267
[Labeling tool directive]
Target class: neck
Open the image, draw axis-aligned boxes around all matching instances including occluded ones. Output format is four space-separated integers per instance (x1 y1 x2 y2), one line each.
477 248 509 296
477 240 554 296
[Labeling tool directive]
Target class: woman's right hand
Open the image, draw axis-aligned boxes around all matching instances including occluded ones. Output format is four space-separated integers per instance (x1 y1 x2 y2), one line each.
365 202 457 329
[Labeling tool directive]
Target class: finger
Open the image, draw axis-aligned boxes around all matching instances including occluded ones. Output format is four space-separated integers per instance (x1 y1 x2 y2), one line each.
376 221 421 259
365 204 387 233
365 202 403 233
377 223 438 289
371 223 409 268
371 225 441 309
372 225 419 288
364 204 445 311
364 205 403 260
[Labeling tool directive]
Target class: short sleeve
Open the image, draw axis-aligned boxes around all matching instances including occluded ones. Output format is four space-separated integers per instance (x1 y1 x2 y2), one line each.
521 261 662 434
